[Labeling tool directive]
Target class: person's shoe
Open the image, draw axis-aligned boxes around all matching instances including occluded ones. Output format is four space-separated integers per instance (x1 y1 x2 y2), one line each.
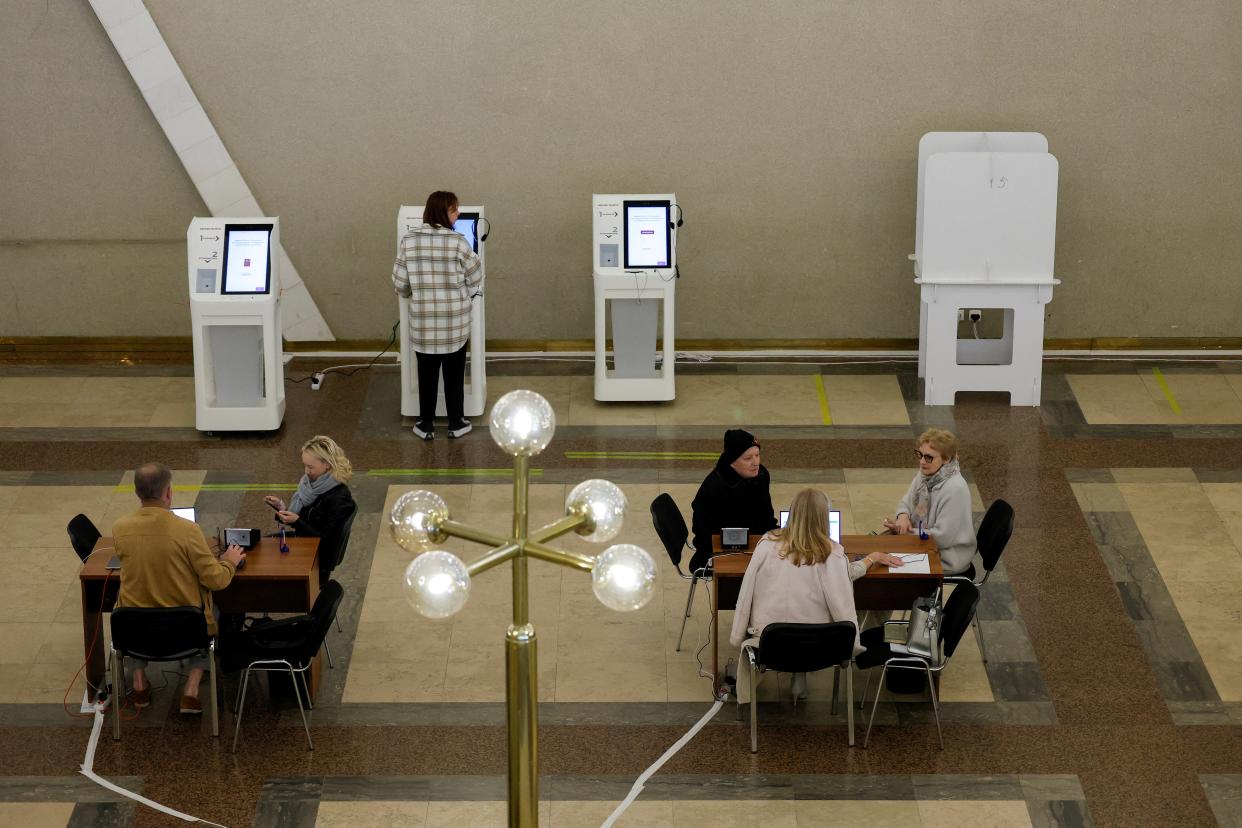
447 420 473 438
129 685 151 708
179 694 202 714
412 421 434 441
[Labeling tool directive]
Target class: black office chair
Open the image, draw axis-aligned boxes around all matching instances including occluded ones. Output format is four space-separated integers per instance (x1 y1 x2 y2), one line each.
650 494 709 651
67 514 101 563
945 499 1014 663
862 581 979 750
742 621 858 751
316 503 357 668
110 606 218 740
231 580 344 752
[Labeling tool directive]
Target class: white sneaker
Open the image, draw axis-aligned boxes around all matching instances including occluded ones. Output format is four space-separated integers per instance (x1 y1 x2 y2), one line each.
412 422 434 441
447 420 473 438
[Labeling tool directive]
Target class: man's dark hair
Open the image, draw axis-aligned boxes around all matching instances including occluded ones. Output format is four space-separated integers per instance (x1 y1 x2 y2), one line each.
134 463 172 501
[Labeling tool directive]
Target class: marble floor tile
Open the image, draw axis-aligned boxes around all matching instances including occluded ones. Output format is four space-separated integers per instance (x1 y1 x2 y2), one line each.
822 375 911 426
0 622 53 665
916 799 1033 827
1069 482 1127 513
794 799 921 827
315 800 429 826
729 376 825 425
426 800 551 827
1139 371 1241 402
0 802 75 828
669 799 798 827
549 800 670 827
567 394 660 430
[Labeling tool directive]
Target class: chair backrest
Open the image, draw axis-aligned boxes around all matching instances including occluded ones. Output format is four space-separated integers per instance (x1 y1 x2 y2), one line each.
976 499 1014 573
67 513 101 562
297 580 345 662
111 606 210 662
940 582 980 660
649 494 690 570
756 621 856 674
317 503 358 576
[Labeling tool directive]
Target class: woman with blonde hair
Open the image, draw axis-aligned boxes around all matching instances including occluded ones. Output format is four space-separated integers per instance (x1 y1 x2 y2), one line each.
883 427 976 575
264 435 356 538
729 488 900 705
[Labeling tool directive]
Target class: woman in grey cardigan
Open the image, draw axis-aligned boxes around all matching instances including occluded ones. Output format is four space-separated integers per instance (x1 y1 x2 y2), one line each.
883 428 976 575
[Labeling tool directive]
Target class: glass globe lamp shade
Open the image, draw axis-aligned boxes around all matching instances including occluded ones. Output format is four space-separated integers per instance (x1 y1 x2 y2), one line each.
403 550 471 618
591 544 656 611
566 479 627 543
489 390 556 456
390 490 449 552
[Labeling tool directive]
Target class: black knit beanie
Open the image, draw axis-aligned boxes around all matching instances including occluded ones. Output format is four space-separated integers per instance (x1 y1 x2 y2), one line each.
721 429 758 464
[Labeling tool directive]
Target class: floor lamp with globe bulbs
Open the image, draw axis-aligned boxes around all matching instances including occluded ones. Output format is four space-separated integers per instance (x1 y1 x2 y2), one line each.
389 390 657 828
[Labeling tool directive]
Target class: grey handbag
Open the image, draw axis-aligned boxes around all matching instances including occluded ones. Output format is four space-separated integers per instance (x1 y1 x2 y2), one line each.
904 590 943 664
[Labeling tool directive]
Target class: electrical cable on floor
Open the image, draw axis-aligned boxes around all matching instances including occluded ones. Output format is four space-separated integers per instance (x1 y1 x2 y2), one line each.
79 706 227 827
599 697 725 828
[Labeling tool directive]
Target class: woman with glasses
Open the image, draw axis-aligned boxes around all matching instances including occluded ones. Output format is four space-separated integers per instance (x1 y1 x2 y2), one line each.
883 428 976 575
730 488 866 705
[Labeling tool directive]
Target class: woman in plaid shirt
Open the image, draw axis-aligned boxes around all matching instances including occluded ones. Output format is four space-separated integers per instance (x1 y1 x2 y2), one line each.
392 191 483 440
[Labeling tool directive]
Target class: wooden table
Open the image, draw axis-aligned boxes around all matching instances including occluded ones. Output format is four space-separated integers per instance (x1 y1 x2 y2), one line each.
710 534 941 686
80 536 321 700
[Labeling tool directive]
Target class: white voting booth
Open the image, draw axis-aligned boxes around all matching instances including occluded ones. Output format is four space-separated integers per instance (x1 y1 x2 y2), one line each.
911 133 1060 406
592 193 679 401
187 217 286 431
396 205 488 418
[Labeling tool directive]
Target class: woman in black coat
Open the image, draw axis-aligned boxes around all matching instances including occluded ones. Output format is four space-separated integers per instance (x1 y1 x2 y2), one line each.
264 435 356 538
689 429 777 572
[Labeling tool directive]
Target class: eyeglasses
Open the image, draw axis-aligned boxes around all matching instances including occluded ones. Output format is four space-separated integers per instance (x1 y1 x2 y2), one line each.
914 450 940 463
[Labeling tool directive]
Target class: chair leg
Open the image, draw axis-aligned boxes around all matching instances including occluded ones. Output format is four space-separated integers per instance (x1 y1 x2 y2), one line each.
974 616 988 664
845 662 855 747
749 663 759 754
864 664 888 748
859 668 874 711
926 665 943 750
676 576 698 652
288 664 313 751
231 666 252 753
208 647 219 738
299 668 314 711
111 652 123 741
334 615 343 634
323 639 334 669
831 666 840 715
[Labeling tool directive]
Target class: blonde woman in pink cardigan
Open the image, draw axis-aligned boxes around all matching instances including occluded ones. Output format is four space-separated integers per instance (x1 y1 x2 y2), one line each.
730 488 902 704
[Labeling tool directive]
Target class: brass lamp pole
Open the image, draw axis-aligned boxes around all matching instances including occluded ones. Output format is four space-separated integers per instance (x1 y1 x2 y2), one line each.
389 390 657 828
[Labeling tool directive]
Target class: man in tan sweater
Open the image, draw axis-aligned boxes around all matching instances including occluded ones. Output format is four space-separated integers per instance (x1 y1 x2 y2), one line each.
113 463 245 713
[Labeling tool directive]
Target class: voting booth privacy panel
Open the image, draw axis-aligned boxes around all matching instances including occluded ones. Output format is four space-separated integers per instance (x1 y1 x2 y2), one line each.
396 205 488 418
188 217 286 431
592 193 679 401
911 133 1060 407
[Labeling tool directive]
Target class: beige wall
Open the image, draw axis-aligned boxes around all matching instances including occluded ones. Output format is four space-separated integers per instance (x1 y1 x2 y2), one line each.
2 1 1240 341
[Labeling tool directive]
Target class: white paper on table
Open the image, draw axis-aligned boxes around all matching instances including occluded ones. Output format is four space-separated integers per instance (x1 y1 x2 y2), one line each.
892 553 931 574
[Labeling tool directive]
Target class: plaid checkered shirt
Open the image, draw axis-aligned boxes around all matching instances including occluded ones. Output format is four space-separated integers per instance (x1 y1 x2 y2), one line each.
392 225 484 354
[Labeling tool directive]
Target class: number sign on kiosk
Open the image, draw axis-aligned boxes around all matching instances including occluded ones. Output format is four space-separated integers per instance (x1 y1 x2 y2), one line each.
187 217 285 431
592 193 680 402
395 205 488 420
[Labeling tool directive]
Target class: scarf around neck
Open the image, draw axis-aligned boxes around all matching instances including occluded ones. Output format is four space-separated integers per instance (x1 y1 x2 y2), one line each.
912 458 960 524
289 472 341 514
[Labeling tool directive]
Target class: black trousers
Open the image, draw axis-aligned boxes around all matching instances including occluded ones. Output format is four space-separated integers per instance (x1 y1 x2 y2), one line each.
415 344 468 425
